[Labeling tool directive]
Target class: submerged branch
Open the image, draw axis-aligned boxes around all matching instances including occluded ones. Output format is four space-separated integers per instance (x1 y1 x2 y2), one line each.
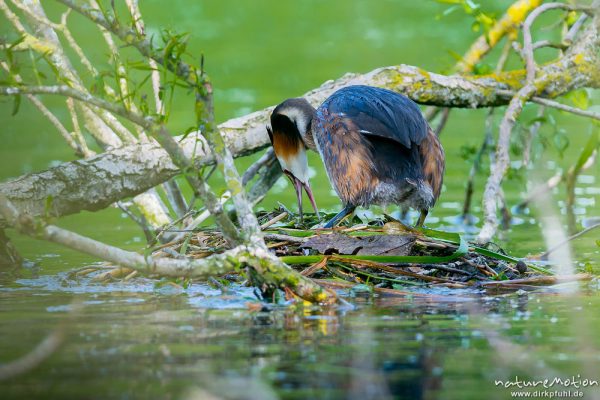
0 327 65 381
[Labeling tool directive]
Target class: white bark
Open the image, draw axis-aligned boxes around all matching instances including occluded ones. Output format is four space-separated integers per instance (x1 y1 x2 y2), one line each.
0 19 598 227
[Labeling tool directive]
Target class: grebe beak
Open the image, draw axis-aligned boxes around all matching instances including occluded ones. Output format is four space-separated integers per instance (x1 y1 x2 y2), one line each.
284 170 319 221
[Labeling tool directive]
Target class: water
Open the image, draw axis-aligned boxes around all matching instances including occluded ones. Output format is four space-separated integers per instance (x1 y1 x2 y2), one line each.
1 1 600 398
3 276 600 399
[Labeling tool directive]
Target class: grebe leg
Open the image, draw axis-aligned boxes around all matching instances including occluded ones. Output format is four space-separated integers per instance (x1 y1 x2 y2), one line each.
416 209 428 227
323 204 356 228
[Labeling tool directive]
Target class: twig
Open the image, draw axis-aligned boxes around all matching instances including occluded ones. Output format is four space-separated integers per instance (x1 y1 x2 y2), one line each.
477 0 573 243
300 257 328 277
116 201 155 242
56 0 194 80
462 39 512 220
263 233 309 244
498 187 512 230
0 227 22 267
415 239 448 249
0 61 83 155
564 14 589 44
456 0 545 73
260 212 288 230
522 3 594 81
462 108 495 220
522 106 545 167
540 223 600 258
0 194 331 302
246 159 283 205
242 148 275 186
497 90 600 121
172 191 232 243
480 273 592 287
479 81 541 243
62 0 261 240
66 98 94 157
434 107 450 136
395 262 472 276
163 180 188 219
516 172 562 210
330 256 459 284
0 84 242 244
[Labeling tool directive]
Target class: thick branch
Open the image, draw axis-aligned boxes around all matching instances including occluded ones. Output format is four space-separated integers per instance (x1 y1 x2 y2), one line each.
0 195 330 303
1 22 598 225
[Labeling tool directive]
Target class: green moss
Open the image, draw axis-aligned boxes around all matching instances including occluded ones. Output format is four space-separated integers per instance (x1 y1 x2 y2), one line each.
384 69 405 91
483 70 526 89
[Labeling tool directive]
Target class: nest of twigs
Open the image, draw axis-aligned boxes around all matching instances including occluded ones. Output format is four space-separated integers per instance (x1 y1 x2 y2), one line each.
148 208 593 293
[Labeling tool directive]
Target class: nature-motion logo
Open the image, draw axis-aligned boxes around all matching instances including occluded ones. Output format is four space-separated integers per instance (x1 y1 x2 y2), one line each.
494 375 599 389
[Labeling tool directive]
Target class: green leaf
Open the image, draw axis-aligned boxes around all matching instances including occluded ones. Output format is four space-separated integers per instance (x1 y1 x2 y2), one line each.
11 94 21 116
127 60 156 71
44 195 54 218
552 129 569 157
472 62 492 75
565 89 589 110
573 131 598 173
442 5 459 16
8 35 25 50
180 232 192 255
527 115 548 125
179 126 198 142
272 228 315 237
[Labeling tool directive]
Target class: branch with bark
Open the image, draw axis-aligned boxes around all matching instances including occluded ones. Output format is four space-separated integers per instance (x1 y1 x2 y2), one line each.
0 0 599 299
0 0 176 235
1 19 598 225
477 1 599 243
0 193 331 302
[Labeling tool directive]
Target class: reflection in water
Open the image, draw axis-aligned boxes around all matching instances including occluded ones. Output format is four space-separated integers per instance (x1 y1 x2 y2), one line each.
1 275 600 399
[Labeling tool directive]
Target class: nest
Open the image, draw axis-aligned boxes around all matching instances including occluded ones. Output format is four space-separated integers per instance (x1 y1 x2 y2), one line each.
150 208 592 294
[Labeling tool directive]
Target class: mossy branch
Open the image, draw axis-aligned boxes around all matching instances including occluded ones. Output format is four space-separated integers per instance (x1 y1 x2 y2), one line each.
0 194 331 303
456 0 543 73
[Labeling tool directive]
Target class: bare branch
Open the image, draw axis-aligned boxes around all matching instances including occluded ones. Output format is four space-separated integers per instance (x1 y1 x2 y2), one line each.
522 3 593 81
56 0 211 119
0 85 152 126
456 0 544 73
477 2 599 243
1 26 598 227
65 97 94 157
498 90 600 121
242 149 276 186
0 195 331 303
478 82 540 243
564 14 589 43
124 0 163 115
540 223 600 259
522 106 545 167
